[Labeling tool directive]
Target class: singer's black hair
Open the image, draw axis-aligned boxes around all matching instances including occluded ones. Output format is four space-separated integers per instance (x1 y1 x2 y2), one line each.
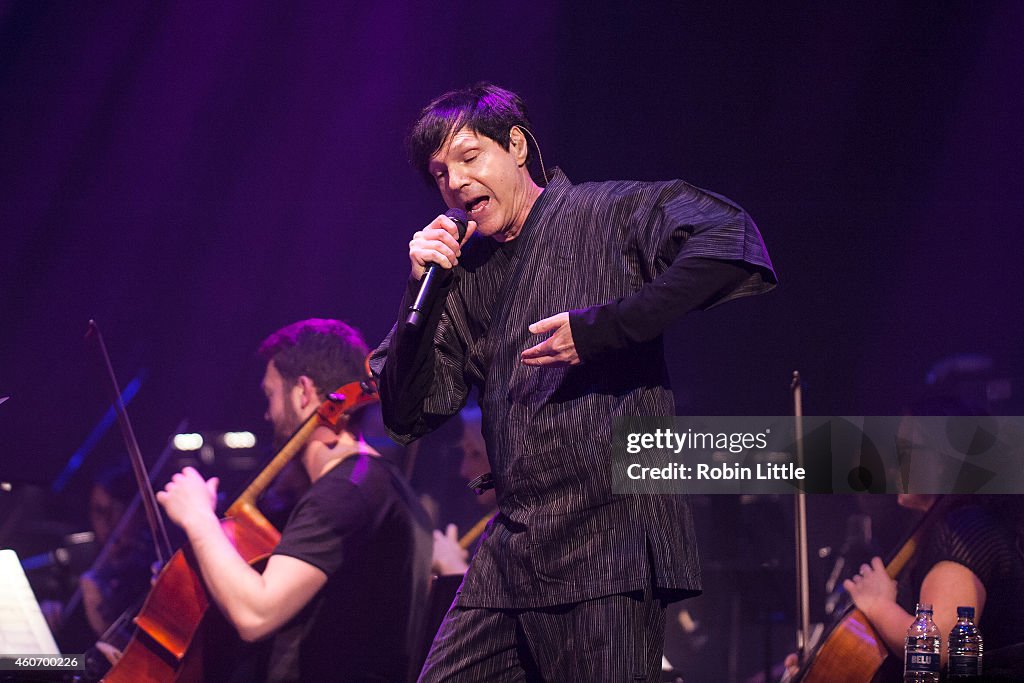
408 82 535 186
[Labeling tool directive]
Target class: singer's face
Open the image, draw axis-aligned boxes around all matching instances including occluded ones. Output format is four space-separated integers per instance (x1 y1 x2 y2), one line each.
428 127 537 242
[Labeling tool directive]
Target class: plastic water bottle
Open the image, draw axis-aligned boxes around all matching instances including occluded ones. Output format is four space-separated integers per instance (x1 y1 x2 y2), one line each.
947 605 983 679
904 603 940 682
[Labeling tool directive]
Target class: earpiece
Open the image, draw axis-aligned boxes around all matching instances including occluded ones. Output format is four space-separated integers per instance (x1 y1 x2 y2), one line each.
514 125 549 185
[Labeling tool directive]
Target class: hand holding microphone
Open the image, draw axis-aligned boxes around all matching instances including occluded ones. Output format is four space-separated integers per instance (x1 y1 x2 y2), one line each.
406 208 474 328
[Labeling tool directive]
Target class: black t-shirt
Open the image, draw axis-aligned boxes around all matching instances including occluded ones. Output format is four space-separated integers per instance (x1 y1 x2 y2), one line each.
265 454 433 683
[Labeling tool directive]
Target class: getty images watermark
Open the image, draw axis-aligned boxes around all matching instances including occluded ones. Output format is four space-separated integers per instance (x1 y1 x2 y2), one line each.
611 416 1024 494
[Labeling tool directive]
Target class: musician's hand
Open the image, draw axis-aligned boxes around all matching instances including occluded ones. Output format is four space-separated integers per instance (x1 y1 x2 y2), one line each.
782 653 800 681
303 433 352 463
95 641 124 666
409 214 476 280
843 556 896 618
521 312 580 367
303 435 376 480
156 467 219 532
431 523 469 576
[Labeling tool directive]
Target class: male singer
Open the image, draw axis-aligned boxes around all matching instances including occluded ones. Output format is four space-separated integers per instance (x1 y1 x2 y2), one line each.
372 83 777 681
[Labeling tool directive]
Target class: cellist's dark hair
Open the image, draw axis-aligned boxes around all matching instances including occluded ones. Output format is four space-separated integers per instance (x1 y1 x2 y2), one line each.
257 319 368 401
408 82 535 186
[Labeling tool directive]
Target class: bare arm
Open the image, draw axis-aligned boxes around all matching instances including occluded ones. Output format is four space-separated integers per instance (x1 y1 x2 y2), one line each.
845 556 986 666
920 561 986 667
157 467 327 642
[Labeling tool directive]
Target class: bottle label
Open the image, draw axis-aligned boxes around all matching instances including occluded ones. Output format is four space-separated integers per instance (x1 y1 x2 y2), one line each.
948 654 982 675
905 651 940 673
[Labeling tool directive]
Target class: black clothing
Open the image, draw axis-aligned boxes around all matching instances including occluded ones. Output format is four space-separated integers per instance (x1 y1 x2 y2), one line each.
570 256 756 361
266 455 433 683
898 498 1024 652
371 169 776 610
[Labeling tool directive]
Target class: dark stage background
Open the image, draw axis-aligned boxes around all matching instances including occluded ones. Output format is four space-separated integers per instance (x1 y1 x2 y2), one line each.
2 2 1022 680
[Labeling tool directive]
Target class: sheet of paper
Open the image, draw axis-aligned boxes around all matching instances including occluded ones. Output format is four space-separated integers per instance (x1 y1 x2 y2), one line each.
0 549 60 654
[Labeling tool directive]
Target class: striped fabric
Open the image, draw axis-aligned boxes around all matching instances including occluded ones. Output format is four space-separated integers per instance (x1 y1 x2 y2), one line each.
418 590 666 682
371 169 776 610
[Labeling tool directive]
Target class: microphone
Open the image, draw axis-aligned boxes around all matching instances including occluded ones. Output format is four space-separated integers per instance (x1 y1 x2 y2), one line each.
406 208 468 329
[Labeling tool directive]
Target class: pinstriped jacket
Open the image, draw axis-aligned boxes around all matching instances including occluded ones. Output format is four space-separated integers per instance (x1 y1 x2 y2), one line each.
371 169 776 609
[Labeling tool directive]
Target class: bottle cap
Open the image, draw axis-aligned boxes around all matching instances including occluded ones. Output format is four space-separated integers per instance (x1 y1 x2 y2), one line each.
957 606 975 619
916 602 933 614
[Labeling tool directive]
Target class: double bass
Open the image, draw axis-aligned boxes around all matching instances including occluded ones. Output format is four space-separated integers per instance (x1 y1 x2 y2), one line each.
102 374 378 682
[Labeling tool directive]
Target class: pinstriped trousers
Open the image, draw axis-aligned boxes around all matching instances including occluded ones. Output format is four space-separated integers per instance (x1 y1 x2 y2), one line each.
417 590 667 682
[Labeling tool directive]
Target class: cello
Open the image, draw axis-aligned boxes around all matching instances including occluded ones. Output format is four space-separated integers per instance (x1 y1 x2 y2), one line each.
790 496 959 682
791 535 919 681
101 372 378 682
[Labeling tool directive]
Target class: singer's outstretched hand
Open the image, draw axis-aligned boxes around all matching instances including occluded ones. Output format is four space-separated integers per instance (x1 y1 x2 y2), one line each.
521 313 581 367
409 213 476 280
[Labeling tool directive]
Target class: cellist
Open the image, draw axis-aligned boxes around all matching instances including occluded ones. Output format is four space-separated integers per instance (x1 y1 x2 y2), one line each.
838 492 1024 677
156 319 433 682
785 405 1024 680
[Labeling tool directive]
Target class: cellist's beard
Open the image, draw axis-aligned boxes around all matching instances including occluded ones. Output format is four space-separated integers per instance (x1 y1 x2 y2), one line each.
270 409 303 450
271 425 294 450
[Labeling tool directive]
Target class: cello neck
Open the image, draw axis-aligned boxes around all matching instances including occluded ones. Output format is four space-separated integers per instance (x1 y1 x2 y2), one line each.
885 536 919 578
226 416 321 515
881 495 954 579
225 376 377 517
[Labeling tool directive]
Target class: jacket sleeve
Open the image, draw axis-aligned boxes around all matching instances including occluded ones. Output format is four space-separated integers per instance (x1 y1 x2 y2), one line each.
569 181 777 362
369 272 471 444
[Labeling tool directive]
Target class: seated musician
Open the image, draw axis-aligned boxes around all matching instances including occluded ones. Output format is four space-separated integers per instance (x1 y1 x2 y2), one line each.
840 409 1024 676
784 408 1024 681
157 319 433 682
426 407 496 577
845 492 1024 673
